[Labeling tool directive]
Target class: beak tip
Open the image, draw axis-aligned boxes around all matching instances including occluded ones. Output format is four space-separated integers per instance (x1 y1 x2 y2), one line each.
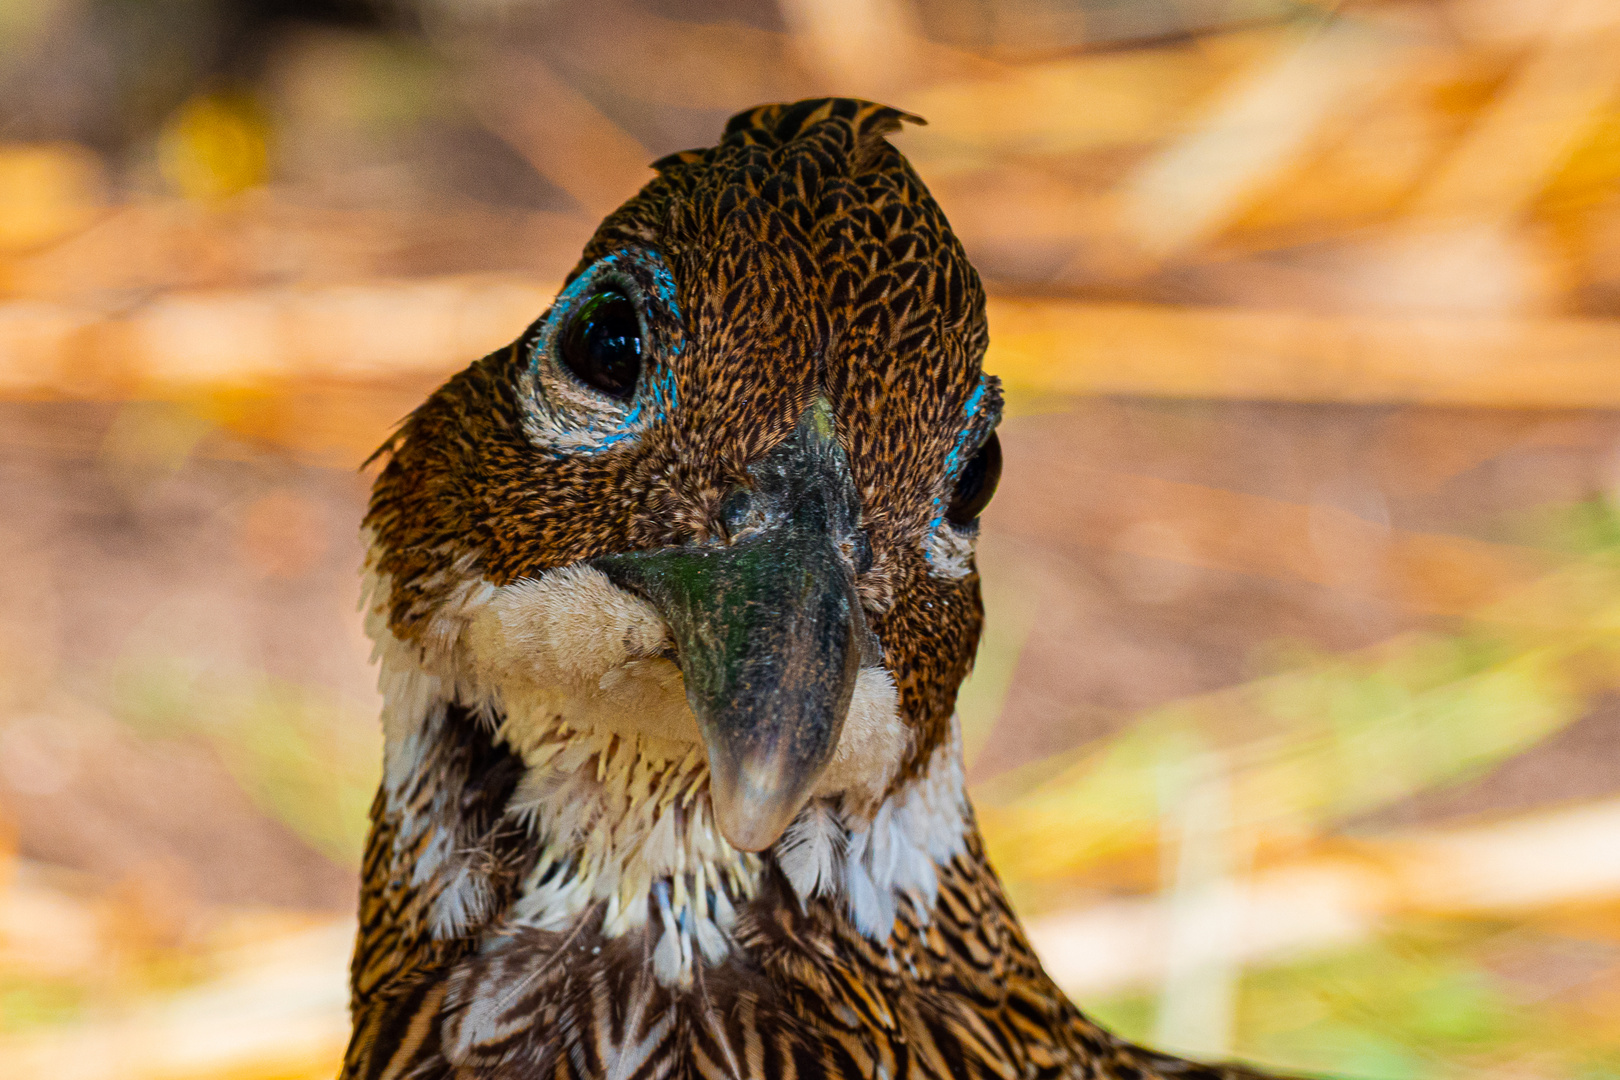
716 813 785 854
708 756 811 853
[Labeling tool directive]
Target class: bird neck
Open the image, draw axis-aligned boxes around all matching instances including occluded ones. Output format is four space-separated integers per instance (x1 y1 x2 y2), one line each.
492 711 973 988
501 719 765 986
364 560 973 990
374 658 972 991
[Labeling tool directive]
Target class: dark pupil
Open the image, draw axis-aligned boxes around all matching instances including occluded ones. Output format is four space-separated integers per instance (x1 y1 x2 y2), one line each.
945 431 1002 527
559 289 641 398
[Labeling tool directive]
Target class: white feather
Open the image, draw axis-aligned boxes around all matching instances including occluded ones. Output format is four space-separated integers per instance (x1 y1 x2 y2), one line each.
776 801 844 901
365 547 974 983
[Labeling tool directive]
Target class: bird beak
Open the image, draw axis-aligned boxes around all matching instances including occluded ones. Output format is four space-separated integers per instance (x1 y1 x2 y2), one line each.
592 400 866 852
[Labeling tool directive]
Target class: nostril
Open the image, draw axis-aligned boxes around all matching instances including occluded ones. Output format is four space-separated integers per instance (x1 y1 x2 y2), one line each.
717 487 753 541
851 529 873 575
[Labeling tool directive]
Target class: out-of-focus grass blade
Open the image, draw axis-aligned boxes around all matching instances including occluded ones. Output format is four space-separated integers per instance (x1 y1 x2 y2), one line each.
113 661 379 868
980 545 1620 895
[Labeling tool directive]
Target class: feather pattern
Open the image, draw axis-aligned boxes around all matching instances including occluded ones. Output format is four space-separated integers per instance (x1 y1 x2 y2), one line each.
344 98 1299 1080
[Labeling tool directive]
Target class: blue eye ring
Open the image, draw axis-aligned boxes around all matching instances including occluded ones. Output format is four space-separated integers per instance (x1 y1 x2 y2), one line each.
926 373 1002 533
520 248 683 457
944 430 1001 527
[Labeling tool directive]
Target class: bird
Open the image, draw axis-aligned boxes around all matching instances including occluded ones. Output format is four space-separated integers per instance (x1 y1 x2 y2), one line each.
346 98 1291 1080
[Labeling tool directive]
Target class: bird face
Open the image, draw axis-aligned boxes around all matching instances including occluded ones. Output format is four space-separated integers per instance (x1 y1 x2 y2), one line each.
365 100 1002 857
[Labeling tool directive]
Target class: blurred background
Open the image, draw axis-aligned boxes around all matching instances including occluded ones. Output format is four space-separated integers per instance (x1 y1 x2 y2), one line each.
3 0 1620 1076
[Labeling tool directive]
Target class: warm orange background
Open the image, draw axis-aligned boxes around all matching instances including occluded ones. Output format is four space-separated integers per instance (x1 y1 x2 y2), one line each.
3 1 1620 1076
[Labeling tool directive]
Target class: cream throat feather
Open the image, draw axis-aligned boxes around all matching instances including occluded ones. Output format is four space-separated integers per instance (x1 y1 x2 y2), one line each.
362 543 973 988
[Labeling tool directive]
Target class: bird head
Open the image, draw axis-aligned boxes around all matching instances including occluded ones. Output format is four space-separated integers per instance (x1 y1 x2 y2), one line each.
365 99 1001 858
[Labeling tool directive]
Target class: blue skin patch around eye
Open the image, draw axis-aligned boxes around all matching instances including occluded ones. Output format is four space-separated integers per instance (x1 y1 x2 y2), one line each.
533 248 682 453
927 375 995 532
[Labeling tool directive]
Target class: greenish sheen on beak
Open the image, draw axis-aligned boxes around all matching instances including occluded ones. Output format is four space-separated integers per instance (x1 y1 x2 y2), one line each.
592 400 866 852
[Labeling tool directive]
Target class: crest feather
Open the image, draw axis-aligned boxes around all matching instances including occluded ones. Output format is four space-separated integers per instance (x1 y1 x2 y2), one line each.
654 97 923 175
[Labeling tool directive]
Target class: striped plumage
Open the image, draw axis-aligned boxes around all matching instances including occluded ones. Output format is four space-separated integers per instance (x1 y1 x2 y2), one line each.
346 99 1292 1080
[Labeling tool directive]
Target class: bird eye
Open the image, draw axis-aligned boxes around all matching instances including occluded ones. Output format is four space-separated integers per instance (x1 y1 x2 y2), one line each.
945 431 1001 527
558 289 642 399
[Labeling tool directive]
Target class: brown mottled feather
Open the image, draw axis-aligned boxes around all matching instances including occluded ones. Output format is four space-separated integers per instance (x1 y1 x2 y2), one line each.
347 99 1298 1080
